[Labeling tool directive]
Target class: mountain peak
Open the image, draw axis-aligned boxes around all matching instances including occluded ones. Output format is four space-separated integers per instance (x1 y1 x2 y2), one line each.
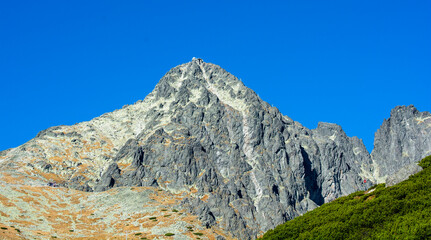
150 59 261 117
191 57 204 65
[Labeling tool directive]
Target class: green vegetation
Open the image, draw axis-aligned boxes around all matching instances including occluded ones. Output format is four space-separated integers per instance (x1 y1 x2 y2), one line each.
1 227 7 230
164 214 171 217
172 209 179 212
69 230 74 232
165 232 175 236
418 155 431 169
161 208 167 211
149 217 157 220
187 226 194 232
135 233 142 235
193 232 204 236
261 155 431 240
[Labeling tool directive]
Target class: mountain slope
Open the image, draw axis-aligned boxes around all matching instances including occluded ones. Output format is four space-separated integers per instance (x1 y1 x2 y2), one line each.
1 58 430 239
260 155 431 239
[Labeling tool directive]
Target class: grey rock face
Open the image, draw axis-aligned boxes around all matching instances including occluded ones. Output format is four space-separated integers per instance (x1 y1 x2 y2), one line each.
87 58 374 238
311 122 373 202
385 163 422 187
371 105 431 182
1 58 429 239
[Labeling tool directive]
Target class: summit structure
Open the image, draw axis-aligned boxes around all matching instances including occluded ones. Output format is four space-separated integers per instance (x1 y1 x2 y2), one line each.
1 58 430 239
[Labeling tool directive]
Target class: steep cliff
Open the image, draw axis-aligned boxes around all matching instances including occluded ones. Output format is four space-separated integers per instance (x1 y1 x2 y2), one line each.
371 105 431 183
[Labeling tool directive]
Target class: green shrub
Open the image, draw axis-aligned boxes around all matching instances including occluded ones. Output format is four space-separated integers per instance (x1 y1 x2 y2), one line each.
193 232 204 236
260 155 431 239
165 233 175 236
149 217 157 220
135 233 142 235
1 227 7 230
419 155 431 169
172 209 179 212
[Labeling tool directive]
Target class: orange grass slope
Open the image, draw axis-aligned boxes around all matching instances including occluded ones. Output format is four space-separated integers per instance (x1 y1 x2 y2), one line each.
0 183 230 239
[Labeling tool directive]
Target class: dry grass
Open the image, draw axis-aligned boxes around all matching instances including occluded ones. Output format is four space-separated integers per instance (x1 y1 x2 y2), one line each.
201 194 209 202
365 195 376 201
0 194 16 207
0 172 25 184
0 184 232 239
0 223 22 239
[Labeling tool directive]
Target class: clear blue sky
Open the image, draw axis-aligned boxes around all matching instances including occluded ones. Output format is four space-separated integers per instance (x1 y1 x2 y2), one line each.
1 1 430 152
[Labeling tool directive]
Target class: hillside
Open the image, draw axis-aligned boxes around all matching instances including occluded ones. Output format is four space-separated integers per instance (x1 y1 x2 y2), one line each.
260 155 431 239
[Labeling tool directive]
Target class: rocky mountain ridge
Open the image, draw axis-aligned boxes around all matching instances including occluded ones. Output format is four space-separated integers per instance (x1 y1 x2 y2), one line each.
1 58 430 239
371 105 431 183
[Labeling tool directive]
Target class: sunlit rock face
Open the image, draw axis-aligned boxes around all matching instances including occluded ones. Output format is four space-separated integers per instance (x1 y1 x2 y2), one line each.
1 58 429 239
371 105 431 183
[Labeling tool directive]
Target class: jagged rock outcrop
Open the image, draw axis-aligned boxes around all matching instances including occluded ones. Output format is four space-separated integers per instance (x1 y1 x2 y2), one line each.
310 122 373 202
371 105 431 183
1 58 429 239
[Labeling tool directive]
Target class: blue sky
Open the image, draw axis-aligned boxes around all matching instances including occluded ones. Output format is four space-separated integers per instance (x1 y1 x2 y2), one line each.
1 1 430 152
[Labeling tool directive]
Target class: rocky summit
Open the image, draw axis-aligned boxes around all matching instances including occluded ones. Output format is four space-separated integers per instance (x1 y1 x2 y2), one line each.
1 58 430 239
